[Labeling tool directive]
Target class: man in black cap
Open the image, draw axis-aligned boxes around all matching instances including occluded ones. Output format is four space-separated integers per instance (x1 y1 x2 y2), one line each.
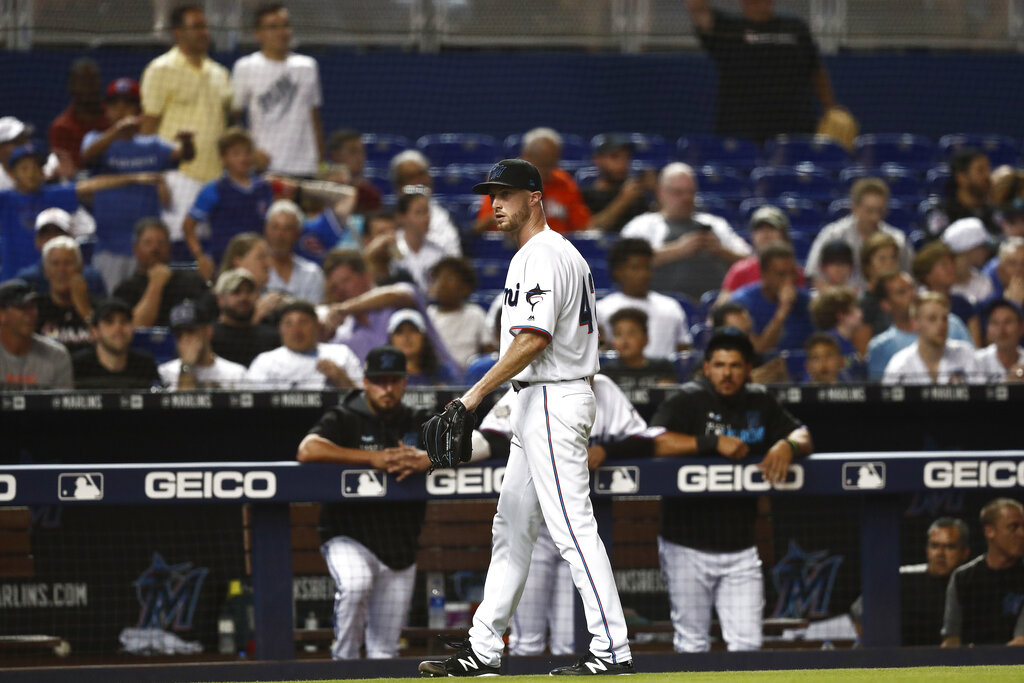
420 159 634 677
0 278 73 389
650 328 812 653
582 133 654 233
72 298 160 389
296 345 433 660
158 299 246 390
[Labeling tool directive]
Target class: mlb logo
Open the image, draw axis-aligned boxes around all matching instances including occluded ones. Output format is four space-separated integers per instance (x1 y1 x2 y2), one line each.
841 462 885 490
341 470 387 498
58 473 104 501
593 466 639 495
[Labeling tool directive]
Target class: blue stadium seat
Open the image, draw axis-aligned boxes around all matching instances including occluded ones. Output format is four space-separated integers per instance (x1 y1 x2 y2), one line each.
839 165 926 201
361 134 412 167
670 293 700 327
694 193 739 226
590 263 612 290
468 289 503 309
132 327 177 365
698 289 719 323
938 133 1020 167
926 166 951 196
416 134 501 167
567 231 612 264
467 232 514 260
826 197 917 234
790 232 812 262
623 133 675 168
431 164 480 196
502 133 590 166
738 196 825 234
696 165 749 200
750 165 838 202
763 135 850 172
677 135 760 170
780 349 808 382
853 134 936 170
440 194 482 232
472 259 509 290
465 352 499 385
670 350 699 382
598 350 618 369
575 166 600 186
689 321 712 351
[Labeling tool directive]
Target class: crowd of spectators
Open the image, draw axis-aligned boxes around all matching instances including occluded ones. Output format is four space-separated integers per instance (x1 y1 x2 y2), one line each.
2 1 1024 394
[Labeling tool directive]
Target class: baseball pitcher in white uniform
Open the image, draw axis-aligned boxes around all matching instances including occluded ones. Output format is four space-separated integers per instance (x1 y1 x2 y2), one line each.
471 374 652 657
419 159 634 677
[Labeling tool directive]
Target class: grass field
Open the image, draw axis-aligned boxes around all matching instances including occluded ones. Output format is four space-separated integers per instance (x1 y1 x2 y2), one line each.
217 666 1024 682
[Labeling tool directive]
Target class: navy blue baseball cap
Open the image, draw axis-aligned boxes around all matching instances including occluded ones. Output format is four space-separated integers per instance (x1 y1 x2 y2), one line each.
7 141 47 169
472 159 543 195
365 345 407 378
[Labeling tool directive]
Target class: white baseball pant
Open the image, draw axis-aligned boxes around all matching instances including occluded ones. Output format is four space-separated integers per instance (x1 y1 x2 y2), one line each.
321 535 416 659
468 382 631 666
658 537 764 652
509 523 575 656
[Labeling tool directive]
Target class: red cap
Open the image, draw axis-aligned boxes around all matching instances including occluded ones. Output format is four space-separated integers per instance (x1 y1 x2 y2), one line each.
105 77 140 101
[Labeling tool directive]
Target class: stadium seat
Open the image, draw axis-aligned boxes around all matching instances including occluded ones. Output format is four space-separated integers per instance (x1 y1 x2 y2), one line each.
416 134 501 167
431 164 481 196
622 133 675 168
689 321 712 350
467 232 514 260
762 135 851 172
465 352 499 385
468 289 503 309
670 350 699 382
677 135 760 170
361 133 412 167
853 134 936 170
839 165 926 201
779 349 808 382
575 166 600 186
750 165 838 202
738 196 825 234
567 230 612 264
790 232 812 262
132 327 177 365
926 166 951 196
938 133 1020 167
670 293 700 327
696 165 749 201
695 193 739 226
440 194 482 232
698 289 719 323
472 259 509 290
826 197 917 234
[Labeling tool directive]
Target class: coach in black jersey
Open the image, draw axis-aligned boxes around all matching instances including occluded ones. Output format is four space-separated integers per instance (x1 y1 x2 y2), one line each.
297 345 432 660
650 328 812 652
942 498 1024 647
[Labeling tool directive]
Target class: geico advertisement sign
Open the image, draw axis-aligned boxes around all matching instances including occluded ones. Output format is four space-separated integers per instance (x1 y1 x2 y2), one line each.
924 460 1024 489
427 466 504 495
677 463 804 492
145 471 277 499
0 474 14 502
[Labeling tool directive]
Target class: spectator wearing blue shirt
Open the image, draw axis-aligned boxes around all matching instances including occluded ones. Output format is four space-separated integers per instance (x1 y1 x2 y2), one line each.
183 127 274 281
297 190 360 264
979 237 1024 317
912 241 982 347
15 207 106 298
866 271 975 380
80 77 196 292
731 243 813 354
264 199 324 304
0 141 163 282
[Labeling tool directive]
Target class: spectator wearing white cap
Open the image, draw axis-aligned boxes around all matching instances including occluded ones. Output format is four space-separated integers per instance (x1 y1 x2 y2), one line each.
943 217 995 304
264 199 324 304
386 308 459 386
246 299 363 389
15 207 106 298
0 116 60 191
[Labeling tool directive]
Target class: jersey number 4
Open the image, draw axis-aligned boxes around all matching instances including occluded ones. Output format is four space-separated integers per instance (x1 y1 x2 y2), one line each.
578 272 595 334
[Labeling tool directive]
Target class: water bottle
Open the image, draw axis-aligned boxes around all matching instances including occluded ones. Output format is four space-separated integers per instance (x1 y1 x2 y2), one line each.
217 606 235 655
303 611 318 653
427 573 446 629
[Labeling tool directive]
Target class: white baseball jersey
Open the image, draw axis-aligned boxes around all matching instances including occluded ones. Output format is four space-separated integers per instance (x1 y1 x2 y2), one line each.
882 340 981 385
245 342 363 389
974 344 1024 383
480 374 648 446
231 52 322 176
501 228 599 382
596 291 691 359
159 355 247 390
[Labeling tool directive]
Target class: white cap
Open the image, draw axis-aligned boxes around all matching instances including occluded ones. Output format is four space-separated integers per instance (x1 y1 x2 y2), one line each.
387 308 426 335
34 207 72 233
0 116 27 144
941 217 990 254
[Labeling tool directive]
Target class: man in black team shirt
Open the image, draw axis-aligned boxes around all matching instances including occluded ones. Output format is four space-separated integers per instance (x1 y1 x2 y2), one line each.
650 328 812 652
851 517 970 646
71 298 160 389
942 498 1024 647
296 345 432 660
210 268 279 366
686 0 838 143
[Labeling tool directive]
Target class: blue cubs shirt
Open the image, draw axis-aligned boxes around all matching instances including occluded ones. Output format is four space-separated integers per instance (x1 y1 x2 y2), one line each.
188 174 274 258
298 209 357 263
82 132 177 255
0 185 79 281
731 282 814 352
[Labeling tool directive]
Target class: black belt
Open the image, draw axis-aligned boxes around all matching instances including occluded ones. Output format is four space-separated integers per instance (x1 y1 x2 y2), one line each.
511 377 592 392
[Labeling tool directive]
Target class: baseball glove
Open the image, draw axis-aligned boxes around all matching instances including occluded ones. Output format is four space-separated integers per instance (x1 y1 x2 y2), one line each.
421 399 476 472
